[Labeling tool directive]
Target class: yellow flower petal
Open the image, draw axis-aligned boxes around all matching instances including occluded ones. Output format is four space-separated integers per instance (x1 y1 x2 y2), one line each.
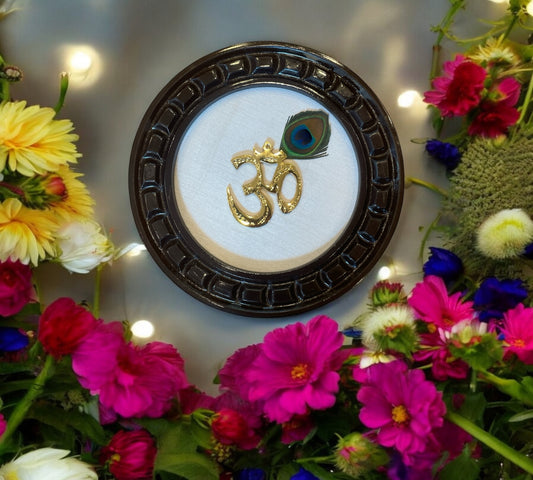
0 101 81 176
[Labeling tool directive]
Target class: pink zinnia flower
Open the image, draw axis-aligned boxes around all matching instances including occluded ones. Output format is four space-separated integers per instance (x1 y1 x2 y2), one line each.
357 361 446 458
500 303 533 364
72 322 189 418
244 315 345 423
100 429 156 480
408 275 474 330
424 55 487 117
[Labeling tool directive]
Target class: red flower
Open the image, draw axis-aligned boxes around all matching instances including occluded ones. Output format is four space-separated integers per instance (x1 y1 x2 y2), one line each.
0 260 35 317
38 297 98 359
424 55 487 117
468 101 520 137
212 408 251 446
100 429 156 480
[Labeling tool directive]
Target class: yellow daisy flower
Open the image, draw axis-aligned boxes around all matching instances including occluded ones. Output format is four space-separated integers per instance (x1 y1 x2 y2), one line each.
0 197 59 265
0 101 81 177
46 166 95 221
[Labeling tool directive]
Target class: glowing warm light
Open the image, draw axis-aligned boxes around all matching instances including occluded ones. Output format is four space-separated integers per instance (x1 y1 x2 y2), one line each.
68 51 92 73
397 90 421 108
131 320 155 339
60 44 102 87
127 243 147 257
377 266 392 281
527 0 533 15
488 0 508 3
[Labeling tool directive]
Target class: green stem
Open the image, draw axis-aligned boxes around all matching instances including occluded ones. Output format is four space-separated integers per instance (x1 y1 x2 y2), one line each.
93 264 102 318
53 73 69 114
446 411 533 474
407 177 448 197
517 71 533 127
0 354 55 453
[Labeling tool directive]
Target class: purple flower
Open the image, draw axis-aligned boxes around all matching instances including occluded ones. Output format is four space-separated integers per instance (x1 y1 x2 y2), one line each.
524 242 533 258
290 468 320 480
425 139 461 170
473 277 528 322
0 327 28 351
423 247 463 285
235 469 265 480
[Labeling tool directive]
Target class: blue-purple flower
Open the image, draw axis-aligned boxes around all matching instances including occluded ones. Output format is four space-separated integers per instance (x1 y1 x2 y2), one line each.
473 277 528 322
235 469 266 480
423 247 463 285
290 467 320 480
425 139 461 170
0 326 28 351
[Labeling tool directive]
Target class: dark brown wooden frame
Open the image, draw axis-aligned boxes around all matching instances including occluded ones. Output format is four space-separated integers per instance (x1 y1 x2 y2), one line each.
129 41 403 317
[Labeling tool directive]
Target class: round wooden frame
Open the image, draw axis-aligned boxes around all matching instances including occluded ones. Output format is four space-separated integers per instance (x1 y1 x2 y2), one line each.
129 41 403 317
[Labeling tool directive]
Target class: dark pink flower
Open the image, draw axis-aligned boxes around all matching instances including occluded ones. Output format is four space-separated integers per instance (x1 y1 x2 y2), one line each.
72 322 189 418
178 386 215 414
408 275 474 330
212 391 263 450
424 55 487 116
281 414 314 444
0 260 35 317
0 413 6 438
357 361 446 458
100 429 156 480
218 343 262 402
500 303 533 364
414 331 469 381
468 100 520 137
244 315 344 423
38 297 98 359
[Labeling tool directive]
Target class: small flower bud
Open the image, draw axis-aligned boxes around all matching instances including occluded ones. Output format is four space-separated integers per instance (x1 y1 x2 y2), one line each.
0 65 22 82
335 432 388 477
370 281 406 308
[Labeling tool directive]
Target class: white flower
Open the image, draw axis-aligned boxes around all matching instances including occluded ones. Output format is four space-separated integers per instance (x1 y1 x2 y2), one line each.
359 349 397 368
359 304 416 349
56 219 114 274
476 208 533 259
0 448 97 480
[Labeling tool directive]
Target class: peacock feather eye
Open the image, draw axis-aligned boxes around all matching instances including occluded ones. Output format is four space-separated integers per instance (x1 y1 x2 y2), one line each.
280 110 331 159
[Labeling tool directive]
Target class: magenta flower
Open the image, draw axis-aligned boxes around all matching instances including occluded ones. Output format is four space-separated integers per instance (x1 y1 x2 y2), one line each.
244 315 345 423
414 330 469 381
356 361 446 458
500 303 533 364
408 275 474 330
100 429 156 480
72 322 189 418
219 343 262 402
424 55 487 117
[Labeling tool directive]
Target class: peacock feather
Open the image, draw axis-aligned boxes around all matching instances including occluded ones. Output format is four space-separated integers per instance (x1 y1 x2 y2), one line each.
279 110 331 159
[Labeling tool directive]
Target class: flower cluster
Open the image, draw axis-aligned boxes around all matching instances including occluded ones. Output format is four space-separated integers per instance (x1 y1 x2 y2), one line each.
417 0 533 286
0 64 115 272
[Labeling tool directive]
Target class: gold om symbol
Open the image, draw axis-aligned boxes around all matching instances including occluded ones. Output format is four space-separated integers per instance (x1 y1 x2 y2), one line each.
226 140 303 227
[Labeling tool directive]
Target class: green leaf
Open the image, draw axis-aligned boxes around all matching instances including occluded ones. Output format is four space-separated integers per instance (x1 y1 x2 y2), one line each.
0 379 35 395
155 452 219 480
438 447 480 480
28 403 107 445
508 409 533 423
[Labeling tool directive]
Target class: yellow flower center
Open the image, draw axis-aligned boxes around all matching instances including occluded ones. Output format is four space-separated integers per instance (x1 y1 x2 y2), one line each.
5 472 19 480
512 338 525 348
291 363 311 381
391 405 410 425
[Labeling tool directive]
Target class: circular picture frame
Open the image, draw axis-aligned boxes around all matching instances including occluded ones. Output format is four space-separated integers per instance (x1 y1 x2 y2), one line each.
129 41 403 317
